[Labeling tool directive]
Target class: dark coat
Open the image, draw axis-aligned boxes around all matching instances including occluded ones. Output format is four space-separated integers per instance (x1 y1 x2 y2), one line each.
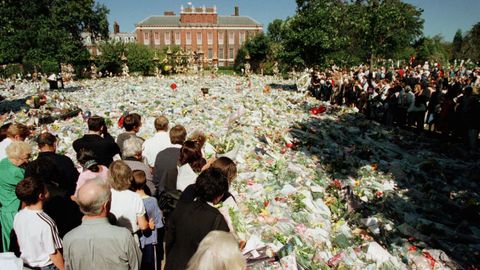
153 147 180 195
36 151 79 196
73 134 120 167
164 200 229 270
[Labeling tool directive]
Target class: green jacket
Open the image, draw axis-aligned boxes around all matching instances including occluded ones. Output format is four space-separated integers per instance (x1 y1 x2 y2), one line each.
0 158 25 212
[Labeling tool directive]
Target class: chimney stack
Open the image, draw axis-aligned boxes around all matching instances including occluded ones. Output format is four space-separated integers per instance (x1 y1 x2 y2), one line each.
113 21 120 34
234 6 239 16
164 11 175 16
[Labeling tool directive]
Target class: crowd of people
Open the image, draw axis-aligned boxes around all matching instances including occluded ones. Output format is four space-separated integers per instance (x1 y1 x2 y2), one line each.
308 62 480 150
0 114 246 270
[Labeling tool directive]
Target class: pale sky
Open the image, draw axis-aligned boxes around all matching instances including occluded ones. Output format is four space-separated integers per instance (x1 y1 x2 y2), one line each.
97 0 480 41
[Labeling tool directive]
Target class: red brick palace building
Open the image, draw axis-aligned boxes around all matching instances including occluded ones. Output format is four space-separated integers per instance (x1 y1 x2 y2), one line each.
135 5 263 66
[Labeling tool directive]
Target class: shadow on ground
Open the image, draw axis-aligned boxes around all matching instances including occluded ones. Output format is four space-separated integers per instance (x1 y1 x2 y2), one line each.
289 104 480 267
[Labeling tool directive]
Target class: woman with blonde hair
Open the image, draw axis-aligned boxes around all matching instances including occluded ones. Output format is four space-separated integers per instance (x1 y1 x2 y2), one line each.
0 123 30 160
108 160 148 237
0 141 32 251
186 231 245 270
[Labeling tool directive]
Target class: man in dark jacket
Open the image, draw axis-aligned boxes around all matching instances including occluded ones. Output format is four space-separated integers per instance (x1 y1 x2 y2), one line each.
34 132 79 196
73 115 120 167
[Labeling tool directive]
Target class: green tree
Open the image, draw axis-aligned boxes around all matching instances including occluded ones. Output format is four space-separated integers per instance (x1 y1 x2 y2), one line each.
451 29 464 60
414 35 449 65
233 46 249 73
234 33 270 73
126 44 156 75
352 0 424 67
0 0 108 71
282 0 351 67
461 22 480 62
97 41 126 74
267 19 284 43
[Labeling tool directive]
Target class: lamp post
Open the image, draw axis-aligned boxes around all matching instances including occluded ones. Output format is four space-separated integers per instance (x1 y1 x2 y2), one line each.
120 52 129 77
153 51 160 76
166 47 173 75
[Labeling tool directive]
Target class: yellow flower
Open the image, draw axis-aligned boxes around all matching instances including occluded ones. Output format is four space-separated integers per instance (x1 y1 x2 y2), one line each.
260 208 270 216
325 196 336 206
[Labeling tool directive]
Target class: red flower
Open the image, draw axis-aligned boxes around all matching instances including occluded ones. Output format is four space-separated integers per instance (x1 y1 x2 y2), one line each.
285 142 294 149
331 179 342 189
376 191 383 198
423 251 436 269
263 200 270 207
408 246 417 252
170 82 177 90
310 107 320 115
118 115 125 128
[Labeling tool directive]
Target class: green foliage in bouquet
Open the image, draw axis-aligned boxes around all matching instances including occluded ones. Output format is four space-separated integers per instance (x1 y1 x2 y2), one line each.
229 208 246 234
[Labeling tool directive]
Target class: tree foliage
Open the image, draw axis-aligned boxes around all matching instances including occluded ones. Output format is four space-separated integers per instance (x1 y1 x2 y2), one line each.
451 30 464 60
97 41 162 75
125 44 156 75
236 34 270 71
352 0 424 64
413 35 449 65
461 22 480 62
262 0 424 70
283 0 351 67
97 41 126 74
0 0 108 71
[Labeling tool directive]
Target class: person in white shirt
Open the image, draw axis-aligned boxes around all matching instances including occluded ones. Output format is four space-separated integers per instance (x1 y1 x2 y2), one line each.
108 160 149 236
176 141 206 192
13 177 64 270
142 116 171 168
0 123 30 161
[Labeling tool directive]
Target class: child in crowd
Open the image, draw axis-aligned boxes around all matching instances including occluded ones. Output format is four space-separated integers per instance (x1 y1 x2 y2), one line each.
13 177 64 270
132 170 164 270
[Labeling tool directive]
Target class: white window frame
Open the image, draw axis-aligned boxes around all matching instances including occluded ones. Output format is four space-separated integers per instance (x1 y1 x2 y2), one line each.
208 48 213 59
228 32 234 45
196 32 202 45
175 32 181 45
164 32 171 45
239 32 246 45
218 33 224 45
218 48 223 59
207 32 213 45
186 32 191 45
143 32 150 45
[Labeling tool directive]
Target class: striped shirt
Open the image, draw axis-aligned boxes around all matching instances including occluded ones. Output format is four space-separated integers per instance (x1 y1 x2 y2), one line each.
13 208 62 267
